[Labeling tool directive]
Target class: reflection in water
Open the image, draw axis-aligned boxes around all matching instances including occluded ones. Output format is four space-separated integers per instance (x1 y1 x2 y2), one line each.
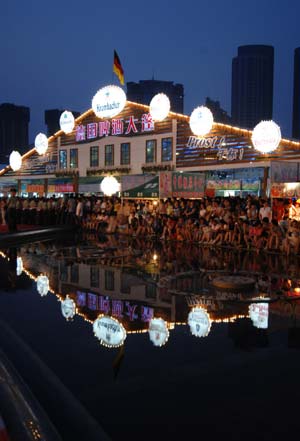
249 303 269 329
2 238 300 350
188 307 212 337
16 256 23 276
93 315 127 348
148 318 169 347
36 274 50 297
61 295 76 321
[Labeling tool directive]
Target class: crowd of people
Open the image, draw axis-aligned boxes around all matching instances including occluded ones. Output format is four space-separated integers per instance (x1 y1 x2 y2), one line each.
2 190 300 255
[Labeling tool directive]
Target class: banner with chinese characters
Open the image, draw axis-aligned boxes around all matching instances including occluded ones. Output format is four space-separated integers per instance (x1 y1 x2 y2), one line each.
48 178 74 193
160 172 205 198
75 113 155 143
121 175 159 198
21 179 45 194
271 182 300 198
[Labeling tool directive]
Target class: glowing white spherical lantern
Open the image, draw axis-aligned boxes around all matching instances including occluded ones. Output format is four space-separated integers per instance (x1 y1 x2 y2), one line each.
100 176 120 196
93 315 127 348
92 85 126 119
149 93 170 121
252 120 281 154
188 307 212 338
59 111 75 134
16 257 23 276
34 133 48 155
61 295 76 321
148 317 169 347
189 106 214 136
36 274 49 297
9 151 22 171
249 303 269 329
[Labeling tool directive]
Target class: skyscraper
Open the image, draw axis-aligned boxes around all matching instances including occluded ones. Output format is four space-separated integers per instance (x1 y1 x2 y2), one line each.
292 47 300 139
127 80 184 114
0 103 30 164
231 45 274 129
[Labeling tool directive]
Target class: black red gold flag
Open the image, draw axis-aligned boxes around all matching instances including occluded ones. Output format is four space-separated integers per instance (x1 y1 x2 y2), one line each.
113 50 124 85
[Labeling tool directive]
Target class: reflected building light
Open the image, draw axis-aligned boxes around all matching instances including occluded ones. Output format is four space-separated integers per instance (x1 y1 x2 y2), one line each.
16 257 23 276
249 303 269 329
61 295 76 321
36 274 50 297
148 317 169 347
188 307 212 338
93 315 127 348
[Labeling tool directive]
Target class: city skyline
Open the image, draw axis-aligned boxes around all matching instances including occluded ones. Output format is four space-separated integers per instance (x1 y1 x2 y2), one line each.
1 0 300 143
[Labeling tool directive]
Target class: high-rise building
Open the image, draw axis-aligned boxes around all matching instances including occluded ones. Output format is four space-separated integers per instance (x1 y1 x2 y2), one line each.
231 45 274 129
127 80 184 114
205 97 231 124
292 47 300 139
45 109 80 137
0 103 30 164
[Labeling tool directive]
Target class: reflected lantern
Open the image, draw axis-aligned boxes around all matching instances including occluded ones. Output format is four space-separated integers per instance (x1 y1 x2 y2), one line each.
36 274 49 297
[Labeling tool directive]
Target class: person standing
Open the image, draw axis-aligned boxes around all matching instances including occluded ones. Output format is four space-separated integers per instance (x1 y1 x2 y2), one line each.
7 188 18 232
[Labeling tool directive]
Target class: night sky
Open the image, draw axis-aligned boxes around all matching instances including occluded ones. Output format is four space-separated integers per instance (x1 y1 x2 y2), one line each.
1 0 299 143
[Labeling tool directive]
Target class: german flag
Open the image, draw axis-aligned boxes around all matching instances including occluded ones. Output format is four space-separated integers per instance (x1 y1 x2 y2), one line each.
113 50 124 85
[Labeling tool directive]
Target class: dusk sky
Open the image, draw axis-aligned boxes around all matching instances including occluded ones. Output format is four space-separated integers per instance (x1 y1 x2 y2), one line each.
1 0 300 143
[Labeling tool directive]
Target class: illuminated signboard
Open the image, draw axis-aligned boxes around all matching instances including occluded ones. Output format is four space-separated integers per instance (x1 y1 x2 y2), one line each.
188 307 212 337
252 120 281 154
93 315 127 348
34 133 48 155
92 85 126 119
75 113 154 142
60 111 75 134
189 106 214 136
186 136 244 161
149 93 170 121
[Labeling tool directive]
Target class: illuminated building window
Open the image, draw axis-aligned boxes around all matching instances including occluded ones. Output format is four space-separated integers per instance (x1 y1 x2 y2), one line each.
105 144 114 166
59 150 67 169
161 137 173 162
70 148 78 168
120 143 130 165
90 146 99 167
105 270 115 291
145 140 156 163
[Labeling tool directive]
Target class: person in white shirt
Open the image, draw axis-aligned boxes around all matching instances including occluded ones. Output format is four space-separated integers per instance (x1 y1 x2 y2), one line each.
259 200 272 222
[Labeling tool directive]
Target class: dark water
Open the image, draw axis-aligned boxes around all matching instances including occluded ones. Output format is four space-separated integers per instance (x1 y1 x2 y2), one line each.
1 236 300 440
